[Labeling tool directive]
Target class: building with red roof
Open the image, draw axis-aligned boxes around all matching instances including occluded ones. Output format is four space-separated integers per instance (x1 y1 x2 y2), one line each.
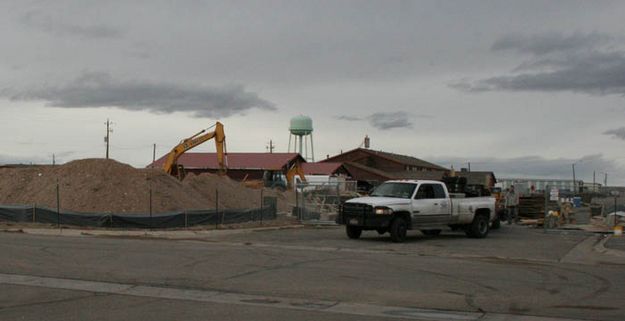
150 152 306 181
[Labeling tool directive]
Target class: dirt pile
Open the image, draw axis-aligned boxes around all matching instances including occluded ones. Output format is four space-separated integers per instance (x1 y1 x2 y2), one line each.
0 159 294 214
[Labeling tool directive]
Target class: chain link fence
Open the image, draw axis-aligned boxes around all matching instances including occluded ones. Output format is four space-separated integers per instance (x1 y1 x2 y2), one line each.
293 181 359 223
0 195 278 229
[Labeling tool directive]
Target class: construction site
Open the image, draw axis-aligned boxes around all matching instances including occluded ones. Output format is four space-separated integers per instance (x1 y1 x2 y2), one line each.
1 115 624 233
0 117 352 228
5 3 625 321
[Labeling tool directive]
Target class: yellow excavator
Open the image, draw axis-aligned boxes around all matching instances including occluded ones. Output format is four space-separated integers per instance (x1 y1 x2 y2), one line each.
262 162 306 191
244 162 306 191
162 122 226 180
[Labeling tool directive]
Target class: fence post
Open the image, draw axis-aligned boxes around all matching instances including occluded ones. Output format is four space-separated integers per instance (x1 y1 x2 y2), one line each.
543 185 548 232
149 187 153 230
56 179 61 230
295 185 299 220
215 189 219 229
260 189 264 225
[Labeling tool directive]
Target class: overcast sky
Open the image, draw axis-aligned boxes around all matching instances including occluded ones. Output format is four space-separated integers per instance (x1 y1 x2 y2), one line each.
2 0 625 185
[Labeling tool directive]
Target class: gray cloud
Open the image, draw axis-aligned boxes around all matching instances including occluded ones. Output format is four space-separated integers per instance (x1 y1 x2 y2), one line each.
336 111 430 130
20 10 122 39
334 115 363 121
0 153 47 165
369 112 414 130
492 32 613 55
334 111 433 130
429 154 623 183
452 32 625 96
1 72 276 118
604 127 625 140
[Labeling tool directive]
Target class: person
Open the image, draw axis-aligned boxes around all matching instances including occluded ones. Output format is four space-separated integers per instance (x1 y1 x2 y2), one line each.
505 185 519 224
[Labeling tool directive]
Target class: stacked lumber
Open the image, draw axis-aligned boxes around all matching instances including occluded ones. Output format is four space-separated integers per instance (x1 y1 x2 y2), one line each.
518 195 558 219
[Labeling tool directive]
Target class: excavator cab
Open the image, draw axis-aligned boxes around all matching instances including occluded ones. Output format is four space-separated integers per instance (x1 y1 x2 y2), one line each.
261 163 306 191
172 164 186 181
263 170 287 191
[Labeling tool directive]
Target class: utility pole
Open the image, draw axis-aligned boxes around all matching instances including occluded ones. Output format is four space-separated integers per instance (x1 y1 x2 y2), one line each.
605 173 608 187
104 119 113 159
593 171 596 192
267 140 275 153
468 162 471 172
152 144 156 167
572 163 576 194
52 153 55 166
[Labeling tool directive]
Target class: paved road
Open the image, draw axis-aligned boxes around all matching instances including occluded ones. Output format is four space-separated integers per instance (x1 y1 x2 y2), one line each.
605 235 625 251
0 225 623 321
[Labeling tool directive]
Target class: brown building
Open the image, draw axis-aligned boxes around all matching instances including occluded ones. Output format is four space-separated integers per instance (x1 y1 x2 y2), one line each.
321 148 449 191
453 170 497 190
301 162 350 176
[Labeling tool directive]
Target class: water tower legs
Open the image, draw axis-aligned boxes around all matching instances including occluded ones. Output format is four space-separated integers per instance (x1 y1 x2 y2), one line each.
310 133 314 162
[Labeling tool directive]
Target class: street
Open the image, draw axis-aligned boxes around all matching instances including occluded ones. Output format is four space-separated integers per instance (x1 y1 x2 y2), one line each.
1 225 624 321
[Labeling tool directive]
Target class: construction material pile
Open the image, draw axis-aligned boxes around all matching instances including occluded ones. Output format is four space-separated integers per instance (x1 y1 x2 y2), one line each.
518 195 559 219
0 159 294 214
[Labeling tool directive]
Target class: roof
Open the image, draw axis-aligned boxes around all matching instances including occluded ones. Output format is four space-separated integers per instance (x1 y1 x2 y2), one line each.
150 153 304 170
301 162 344 175
323 148 448 171
392 171 446 180
342 161 394 180
387 179 442 184
339 161 449 182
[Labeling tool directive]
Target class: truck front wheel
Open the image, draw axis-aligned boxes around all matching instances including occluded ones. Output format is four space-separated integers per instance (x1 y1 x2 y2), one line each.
390 218 407 243
346 226 362 239
491 217 501 230
466 214 489 238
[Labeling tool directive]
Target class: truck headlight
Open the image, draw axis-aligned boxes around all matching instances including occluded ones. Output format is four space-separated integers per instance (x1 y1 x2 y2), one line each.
374 207 393 215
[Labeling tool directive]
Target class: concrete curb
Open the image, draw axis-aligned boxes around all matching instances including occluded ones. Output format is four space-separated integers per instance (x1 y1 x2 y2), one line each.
594 235 625 258
0 224 305 240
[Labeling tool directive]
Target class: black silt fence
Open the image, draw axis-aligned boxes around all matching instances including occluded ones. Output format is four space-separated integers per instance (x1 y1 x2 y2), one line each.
0 203 277 229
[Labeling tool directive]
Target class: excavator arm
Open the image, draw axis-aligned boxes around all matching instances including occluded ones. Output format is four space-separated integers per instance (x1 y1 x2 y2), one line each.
162 122 226 178
286 162 306 189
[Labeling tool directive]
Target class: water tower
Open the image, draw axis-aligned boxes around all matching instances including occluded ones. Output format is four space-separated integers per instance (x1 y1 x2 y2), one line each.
288 115 314 161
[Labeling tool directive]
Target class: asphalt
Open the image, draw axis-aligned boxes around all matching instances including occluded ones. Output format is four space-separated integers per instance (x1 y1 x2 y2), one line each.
604 235 625 251
1 224 624 321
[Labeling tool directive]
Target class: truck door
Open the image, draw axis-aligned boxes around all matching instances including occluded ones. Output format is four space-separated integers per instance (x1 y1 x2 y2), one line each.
411 183 450 225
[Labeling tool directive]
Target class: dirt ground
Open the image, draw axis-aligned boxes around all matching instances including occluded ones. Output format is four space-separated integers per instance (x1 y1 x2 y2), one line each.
0 159 295 214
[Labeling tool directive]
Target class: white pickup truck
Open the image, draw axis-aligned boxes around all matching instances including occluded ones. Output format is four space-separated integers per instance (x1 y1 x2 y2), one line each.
336 180 496 242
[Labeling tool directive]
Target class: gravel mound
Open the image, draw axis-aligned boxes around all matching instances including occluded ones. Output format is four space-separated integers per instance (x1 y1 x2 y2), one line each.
0 158 294 214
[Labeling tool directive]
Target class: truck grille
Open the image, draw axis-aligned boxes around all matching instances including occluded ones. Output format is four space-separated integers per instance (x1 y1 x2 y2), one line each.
342 203 373 216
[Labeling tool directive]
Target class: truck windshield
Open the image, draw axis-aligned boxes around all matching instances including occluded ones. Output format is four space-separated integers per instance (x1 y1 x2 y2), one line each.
370 183 417 198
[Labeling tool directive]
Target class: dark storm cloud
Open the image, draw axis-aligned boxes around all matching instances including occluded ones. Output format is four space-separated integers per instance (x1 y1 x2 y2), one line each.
604 127 625 140
430 154 622 182
1 72 276 118
20 10 122 39
451 32 625 96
